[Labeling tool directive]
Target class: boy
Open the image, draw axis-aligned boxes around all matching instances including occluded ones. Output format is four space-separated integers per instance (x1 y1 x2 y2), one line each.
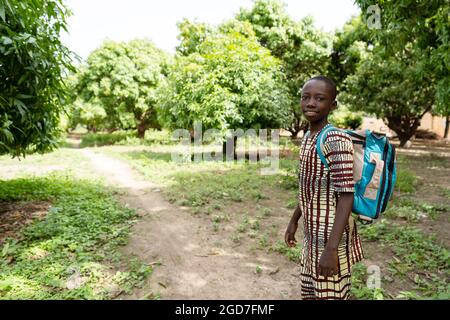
285 76 364 300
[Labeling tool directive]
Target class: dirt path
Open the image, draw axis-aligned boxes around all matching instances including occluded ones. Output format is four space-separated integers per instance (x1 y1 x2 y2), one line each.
80 149 302 299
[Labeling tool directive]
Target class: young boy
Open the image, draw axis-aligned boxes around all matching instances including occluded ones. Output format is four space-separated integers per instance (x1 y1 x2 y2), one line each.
285 76 364 300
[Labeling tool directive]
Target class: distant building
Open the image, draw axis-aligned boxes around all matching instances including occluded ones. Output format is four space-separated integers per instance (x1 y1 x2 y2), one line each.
362 113 448 139
280 113 448 139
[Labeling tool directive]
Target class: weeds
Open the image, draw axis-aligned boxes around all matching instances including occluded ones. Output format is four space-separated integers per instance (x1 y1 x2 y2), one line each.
0 174 149 299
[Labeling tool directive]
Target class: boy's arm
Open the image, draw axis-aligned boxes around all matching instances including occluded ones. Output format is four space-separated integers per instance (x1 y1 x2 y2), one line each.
285 204 302 247
318 192 354 277
319 131 355 277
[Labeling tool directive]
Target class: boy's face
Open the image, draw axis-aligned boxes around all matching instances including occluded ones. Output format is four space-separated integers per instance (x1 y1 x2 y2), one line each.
300 79 336 123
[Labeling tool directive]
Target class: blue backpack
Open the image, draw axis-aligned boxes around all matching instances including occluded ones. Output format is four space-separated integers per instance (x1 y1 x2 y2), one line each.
316 125 397 224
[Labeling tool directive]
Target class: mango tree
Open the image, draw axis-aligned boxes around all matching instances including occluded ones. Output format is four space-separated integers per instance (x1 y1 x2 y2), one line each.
158 20 290 159
73 39 170 138
0 0 75 157
237 0 331 137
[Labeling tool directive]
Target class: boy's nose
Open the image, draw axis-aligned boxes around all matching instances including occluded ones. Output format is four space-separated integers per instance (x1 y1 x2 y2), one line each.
306 102 317 109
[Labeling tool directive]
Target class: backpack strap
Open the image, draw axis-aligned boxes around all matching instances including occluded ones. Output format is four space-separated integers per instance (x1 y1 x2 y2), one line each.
316 124 337 169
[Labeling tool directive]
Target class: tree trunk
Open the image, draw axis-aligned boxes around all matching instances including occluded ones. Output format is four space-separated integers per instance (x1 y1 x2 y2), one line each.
287 118 301 138
386 114 422 148
444 116 450 139
135 108 156 139
222 136 237 161
87 124 97 133
287 127 300 138
137 121 147 139
287 118 309 139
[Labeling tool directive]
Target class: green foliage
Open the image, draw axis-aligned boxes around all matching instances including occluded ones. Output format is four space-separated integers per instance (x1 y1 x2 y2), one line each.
384 198 448 221
255 265 262 274
358 219 450 299
68 99 107 133
328 16 372 91
329 105 363 129
355 0 449 113
350 263 385 300
166 167 277 211
0 174 150 299
79 131 134 148
338 1 450 146
237 0 332 135
395 169 418 194
271 240 301 262
158 20 290 136
342 45 435 146
71 39 170 137
0 0 75 157
176 18 214 56
278 158 298 190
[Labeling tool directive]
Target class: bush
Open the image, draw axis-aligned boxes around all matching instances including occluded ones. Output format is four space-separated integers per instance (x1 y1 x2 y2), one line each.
414 129 440 140
329 105 363 130
79 131 134 148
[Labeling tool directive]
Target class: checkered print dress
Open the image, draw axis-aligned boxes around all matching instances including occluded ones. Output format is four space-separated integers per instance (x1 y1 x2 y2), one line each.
298 125 364 300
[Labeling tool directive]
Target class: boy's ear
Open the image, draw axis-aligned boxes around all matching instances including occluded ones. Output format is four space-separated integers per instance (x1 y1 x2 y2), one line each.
331 100 337 111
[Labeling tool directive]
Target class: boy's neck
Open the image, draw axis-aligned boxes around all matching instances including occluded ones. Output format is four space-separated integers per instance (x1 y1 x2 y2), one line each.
309 119 330 136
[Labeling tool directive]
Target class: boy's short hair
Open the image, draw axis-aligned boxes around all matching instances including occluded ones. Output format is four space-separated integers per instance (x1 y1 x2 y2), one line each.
307 75 337 100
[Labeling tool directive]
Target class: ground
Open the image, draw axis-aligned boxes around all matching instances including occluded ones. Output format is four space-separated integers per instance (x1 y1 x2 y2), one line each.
0 134 449 299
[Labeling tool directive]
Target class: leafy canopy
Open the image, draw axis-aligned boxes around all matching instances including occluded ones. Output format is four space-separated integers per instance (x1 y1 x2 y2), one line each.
158 20 291 136
0 0 75 157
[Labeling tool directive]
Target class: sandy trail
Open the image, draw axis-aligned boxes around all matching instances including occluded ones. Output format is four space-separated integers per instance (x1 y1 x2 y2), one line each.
80 149 302 299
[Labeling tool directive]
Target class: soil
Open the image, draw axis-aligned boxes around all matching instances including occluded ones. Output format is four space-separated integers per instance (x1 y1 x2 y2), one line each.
79 149 303 299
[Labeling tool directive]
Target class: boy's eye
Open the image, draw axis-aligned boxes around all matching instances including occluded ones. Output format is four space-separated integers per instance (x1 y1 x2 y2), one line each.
301 96 308 100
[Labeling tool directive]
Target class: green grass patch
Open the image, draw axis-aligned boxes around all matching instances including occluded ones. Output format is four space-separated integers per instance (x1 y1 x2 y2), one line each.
440 187 450 200
271 240 301 262
79 129 178 148
359 220 449 299
80 131 134 148
394 168 418 194
0 174 150 299
350 263 386 300
384 198 448 221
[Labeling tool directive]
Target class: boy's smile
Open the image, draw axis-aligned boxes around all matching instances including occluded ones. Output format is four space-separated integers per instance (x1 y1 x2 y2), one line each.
300 79 336 123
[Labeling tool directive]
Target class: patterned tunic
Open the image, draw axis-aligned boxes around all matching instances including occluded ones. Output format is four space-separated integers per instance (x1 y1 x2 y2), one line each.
298 124 364 300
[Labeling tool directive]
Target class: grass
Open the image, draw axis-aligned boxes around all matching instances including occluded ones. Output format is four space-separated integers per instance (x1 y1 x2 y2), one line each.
0 174 150 300
0 148 98 181
357 220 450 299
351 263 386 300
384 197 448 222
440 187 450 199
271 240 301 263
394 168 418 194
115 151 282 213
80 131 135 148
78 130 179 148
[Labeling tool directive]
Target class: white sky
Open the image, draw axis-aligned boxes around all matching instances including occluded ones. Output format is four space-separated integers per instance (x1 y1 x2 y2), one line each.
61 0 361 61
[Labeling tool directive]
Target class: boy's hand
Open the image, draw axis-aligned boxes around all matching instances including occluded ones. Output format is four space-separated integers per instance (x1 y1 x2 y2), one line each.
284 221 298 247
318 248 339 277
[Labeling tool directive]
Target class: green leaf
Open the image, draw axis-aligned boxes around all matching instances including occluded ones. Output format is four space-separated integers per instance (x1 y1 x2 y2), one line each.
13 98 28 119
0 2 5 22
2 128 14 142
16 94 33 99
2 36 12 45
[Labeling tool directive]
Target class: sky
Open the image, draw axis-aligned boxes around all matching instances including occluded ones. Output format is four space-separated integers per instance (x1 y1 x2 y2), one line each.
61 0 361 61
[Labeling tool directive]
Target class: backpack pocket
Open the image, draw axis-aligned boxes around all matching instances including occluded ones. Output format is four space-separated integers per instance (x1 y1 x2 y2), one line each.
363 152 384 200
